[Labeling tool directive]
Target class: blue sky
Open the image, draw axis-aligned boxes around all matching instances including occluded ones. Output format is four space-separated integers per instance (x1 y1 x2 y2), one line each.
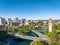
0 0 60 20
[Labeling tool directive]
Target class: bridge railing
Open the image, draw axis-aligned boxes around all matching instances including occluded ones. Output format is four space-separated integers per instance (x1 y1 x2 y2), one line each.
31 30 50 40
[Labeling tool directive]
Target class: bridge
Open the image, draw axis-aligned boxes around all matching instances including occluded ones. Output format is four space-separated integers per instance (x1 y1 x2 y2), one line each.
31 30 50 43
11 34 38 41
9 30 50 43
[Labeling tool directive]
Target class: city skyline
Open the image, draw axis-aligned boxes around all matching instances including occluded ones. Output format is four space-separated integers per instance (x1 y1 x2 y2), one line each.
0 0 60 20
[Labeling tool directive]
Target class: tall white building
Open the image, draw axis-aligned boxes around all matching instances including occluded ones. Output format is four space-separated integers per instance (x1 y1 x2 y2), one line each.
0 17 5 25
49 18 52 32
25 20 29 25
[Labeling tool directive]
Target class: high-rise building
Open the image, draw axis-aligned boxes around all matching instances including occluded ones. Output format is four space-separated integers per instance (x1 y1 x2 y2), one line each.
21 19 26 24
7 18 12 25
13 17 19 22
25 20 29 25
49 18 52 32
8 18 12 23
12 17 20 26
0 17 6 25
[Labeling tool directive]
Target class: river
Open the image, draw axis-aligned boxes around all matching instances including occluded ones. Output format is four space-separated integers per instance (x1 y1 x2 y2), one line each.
0 30 48 45
0 32 35 45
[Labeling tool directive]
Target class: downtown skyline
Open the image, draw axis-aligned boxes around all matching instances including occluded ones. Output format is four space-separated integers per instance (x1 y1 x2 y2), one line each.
0 0 60 20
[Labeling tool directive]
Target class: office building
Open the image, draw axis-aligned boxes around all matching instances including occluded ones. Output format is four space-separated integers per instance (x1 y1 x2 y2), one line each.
0 17 6 25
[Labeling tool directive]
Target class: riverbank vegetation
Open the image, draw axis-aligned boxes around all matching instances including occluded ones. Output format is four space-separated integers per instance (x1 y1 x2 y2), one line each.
30 38 44 45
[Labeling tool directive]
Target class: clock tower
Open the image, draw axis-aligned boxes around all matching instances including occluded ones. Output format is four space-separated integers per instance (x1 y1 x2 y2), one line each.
49 18 52 32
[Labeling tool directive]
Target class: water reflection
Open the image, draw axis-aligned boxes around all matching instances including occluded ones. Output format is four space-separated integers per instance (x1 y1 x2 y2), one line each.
0 32 35 45
1 39 31 45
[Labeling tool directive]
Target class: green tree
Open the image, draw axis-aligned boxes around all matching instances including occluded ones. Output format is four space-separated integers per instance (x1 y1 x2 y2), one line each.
30 38 43 45
50 29 58 45
43 30 52 37
25 25 30 32
57 24 60 29
53 24 57 29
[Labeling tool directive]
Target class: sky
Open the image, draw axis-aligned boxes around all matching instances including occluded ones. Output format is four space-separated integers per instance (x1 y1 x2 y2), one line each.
0 0 60 20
